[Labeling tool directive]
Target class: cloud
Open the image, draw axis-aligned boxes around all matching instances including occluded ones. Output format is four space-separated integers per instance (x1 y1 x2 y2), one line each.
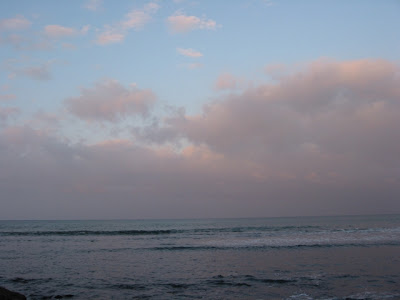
262 0 275 7
96 28 125 45
0 107 19 125
124 3 160 30
0 33 52 50
96 3 159 45
1 121 399 219
167 11 217 33
0 16 41 50
0 15 31 31
3 58 54 80
121 10 151 30
264 63 288 79
177 47 203 58
214 73 240 90
20 63 52 80
84 0 102 11
142 59 400 186
80 25 90 35
44 25 76 38
2 59 400 219
44 24 89 39
0 94 16 101
181 62 203 70
65 79 156 122
62 43 77 50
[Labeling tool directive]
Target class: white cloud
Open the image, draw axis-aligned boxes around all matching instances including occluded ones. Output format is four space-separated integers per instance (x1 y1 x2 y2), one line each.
262 0 275 7
167 11 217 33
84 0 102 11
177 47 203 58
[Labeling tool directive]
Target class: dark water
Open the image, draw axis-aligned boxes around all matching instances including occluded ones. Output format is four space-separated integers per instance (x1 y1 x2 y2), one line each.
1 215 400 299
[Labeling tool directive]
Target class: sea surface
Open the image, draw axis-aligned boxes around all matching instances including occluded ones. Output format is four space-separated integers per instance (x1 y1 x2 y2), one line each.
0 215 400 299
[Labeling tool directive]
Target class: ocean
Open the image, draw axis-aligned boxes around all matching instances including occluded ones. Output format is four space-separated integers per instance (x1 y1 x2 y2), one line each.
0 215 399 299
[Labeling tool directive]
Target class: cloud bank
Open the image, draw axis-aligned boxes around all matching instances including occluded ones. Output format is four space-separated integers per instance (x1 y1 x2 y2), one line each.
1 59 400 219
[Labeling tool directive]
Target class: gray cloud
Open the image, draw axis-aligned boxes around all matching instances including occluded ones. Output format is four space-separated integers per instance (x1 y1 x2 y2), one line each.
65 79 156 122
1 125 398 220
0 106 19 125
0 34 53 50
20 63 52 80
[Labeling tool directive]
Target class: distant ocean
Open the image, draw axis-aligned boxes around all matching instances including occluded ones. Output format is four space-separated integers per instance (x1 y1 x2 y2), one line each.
1 215 400 299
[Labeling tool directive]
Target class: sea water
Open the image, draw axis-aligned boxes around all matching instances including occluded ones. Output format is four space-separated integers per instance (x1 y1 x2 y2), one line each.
0 215 399 299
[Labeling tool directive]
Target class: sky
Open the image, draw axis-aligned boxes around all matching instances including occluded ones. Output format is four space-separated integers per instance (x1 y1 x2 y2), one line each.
1 0 400 220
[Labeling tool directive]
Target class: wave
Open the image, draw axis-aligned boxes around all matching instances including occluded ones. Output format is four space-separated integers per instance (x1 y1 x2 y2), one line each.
150 241 400 251
191 225 321 233
0 225 321 236
1 225 399 238
0 229 181 236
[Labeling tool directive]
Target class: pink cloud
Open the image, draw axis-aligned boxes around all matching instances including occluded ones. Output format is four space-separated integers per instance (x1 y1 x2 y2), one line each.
214 73 239 90
96 28 125 45
0 15 31 31
139 59 400 186
44 25 76 38
0 33 53 50
121 10 151 30
0 94 16 101
65 79 156 122
2 59 400 219
167 12 217 33
43 24 89 39
96 3 159 45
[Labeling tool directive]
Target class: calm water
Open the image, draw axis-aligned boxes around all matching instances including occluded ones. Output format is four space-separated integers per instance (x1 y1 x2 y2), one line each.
0 215 400 299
